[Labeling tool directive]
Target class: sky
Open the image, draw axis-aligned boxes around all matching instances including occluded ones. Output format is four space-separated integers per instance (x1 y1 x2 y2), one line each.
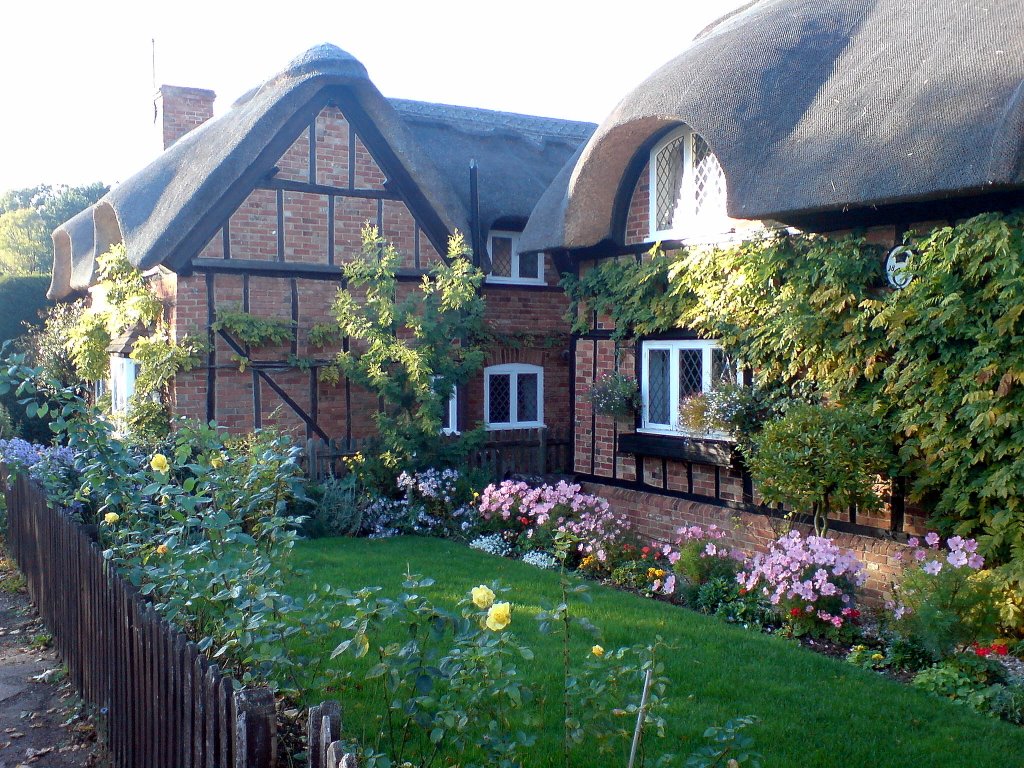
0 0 748 192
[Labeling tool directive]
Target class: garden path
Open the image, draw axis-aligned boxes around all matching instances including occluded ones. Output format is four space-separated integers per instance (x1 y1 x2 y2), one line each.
0 557 99 767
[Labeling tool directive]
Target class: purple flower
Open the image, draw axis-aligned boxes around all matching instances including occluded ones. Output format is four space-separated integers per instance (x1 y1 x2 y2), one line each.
923 560 942 575
968 553 984 569
925 532 940 547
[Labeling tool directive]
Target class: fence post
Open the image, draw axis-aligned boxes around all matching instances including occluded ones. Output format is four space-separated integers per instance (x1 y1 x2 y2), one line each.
235 687 277 768
306 439 319 482
307 700 341 768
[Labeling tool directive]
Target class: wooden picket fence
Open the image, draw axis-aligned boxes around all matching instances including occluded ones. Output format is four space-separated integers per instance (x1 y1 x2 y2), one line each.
305 428 572 482
0 470 371 767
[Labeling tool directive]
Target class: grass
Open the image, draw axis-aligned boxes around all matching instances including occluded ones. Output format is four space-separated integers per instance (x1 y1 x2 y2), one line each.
288 536 1024 768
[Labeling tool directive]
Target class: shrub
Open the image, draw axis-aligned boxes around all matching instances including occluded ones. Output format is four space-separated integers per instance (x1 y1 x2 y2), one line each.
0 274 49 348
304 475 364 538
610 560 676 597
476 480 627 568
738 530 866 639
0 405 14 440
912 652 1016 720
888 532 1001 660
670 524 742 592
693 577 775 629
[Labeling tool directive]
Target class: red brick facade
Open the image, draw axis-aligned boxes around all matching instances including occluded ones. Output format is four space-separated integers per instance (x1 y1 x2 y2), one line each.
152 91 569 443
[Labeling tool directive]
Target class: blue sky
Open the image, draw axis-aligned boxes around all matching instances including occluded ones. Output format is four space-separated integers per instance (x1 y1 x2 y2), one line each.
0 0 746 191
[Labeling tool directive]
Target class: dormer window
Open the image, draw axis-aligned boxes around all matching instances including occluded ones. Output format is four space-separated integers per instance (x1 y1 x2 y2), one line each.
649 127 730 242
486 231 545 285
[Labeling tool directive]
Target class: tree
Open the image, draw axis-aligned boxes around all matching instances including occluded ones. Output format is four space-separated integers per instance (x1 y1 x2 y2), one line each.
0 182 108 275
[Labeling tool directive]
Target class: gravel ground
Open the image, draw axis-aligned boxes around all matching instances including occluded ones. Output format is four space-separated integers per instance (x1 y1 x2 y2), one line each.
0 551 101 768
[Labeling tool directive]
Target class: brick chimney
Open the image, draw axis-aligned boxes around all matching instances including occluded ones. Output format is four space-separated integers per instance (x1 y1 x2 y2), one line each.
155 85 216 150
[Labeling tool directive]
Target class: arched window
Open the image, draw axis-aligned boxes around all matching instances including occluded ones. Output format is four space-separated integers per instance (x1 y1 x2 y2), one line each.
649 126 730 241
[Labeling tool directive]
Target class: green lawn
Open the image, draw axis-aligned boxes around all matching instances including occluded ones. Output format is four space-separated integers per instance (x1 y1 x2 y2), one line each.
289 537 1024 768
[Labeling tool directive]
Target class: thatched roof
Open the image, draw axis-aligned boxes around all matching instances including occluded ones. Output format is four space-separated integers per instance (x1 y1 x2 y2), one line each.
50 44 594 299
521 0 1024 254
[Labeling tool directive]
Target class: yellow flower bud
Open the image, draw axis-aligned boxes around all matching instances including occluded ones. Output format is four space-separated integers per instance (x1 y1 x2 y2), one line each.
485 602 511 632
591 645 604 657
471 585 495 610
156 544 169 555
104 512 120 525
211 456 224 469
150 454 170 473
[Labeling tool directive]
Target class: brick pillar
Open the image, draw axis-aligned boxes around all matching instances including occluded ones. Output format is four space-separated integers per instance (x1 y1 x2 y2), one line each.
155 85 216 150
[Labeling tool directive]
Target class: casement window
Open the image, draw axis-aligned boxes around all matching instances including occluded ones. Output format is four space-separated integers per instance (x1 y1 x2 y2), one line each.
109 355 139 414
432 376 459 435
640 339 740 436
484 363 544 429
486 231 545 285
649 127 730 242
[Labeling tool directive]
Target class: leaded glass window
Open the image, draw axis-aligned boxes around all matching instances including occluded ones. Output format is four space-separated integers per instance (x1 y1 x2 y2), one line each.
487 231 545 284
641 340 741 435
650 127 730 241
484 364 544 428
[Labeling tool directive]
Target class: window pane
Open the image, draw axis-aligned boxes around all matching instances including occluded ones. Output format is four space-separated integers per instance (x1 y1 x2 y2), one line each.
490 237 513 277
518 250 539 280
692 133 728 222
517 373 539 422
440 394 452 431
655 136 686 232
488 374 511 423
679 348 703 396
648 349 670 424
710 347 736 388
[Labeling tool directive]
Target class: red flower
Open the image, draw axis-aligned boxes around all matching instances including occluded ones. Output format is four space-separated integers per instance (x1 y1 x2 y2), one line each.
641 546 650 554
992 644 1009 656
973 644 991 657
789 607 801 618
738 588 747 596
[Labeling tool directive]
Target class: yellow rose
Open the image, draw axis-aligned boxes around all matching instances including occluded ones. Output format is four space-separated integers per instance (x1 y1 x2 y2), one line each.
150 454 170 473
591 645 604 657
156 544 169 555
485 602 511 632
103 512 119 525
871 653 884 661
471 585 495 610
211 456 224 469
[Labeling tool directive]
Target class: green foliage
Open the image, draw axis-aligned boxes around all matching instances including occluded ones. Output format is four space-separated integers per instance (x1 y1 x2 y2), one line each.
330 225 487 472
563 212 1024 594
18 299 83 389
129 332 205 400
742 401 893 535
693 577 775 629
307 322 342 348
0 208 48 274
212 306 294 348
912 653 1016 720
0 402 13 439
894 563 1002 659
66 310 111 382
0 274 50 345
679 715 763 768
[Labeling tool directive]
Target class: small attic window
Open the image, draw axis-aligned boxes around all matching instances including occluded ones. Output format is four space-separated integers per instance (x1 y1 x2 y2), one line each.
486 231 545 285
649 127 731 242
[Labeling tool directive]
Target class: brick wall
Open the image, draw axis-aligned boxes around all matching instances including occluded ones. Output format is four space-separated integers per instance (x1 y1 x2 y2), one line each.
162 100 548 440
625 162 650 246
583 482 904 603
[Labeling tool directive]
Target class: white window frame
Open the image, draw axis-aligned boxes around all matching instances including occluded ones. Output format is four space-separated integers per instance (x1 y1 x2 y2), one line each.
648 126 732 244
431 376 460 435
485 231 546 286
109 355 139 415
640 339 740 438
483 363 544 430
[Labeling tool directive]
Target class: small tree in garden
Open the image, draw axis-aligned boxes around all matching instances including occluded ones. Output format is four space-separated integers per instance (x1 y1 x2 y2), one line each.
743 401 892 535
325 225 486 476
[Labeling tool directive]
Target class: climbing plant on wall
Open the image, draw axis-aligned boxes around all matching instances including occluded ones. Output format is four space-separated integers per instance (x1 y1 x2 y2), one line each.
323 224 486 476
562 210 1024 608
